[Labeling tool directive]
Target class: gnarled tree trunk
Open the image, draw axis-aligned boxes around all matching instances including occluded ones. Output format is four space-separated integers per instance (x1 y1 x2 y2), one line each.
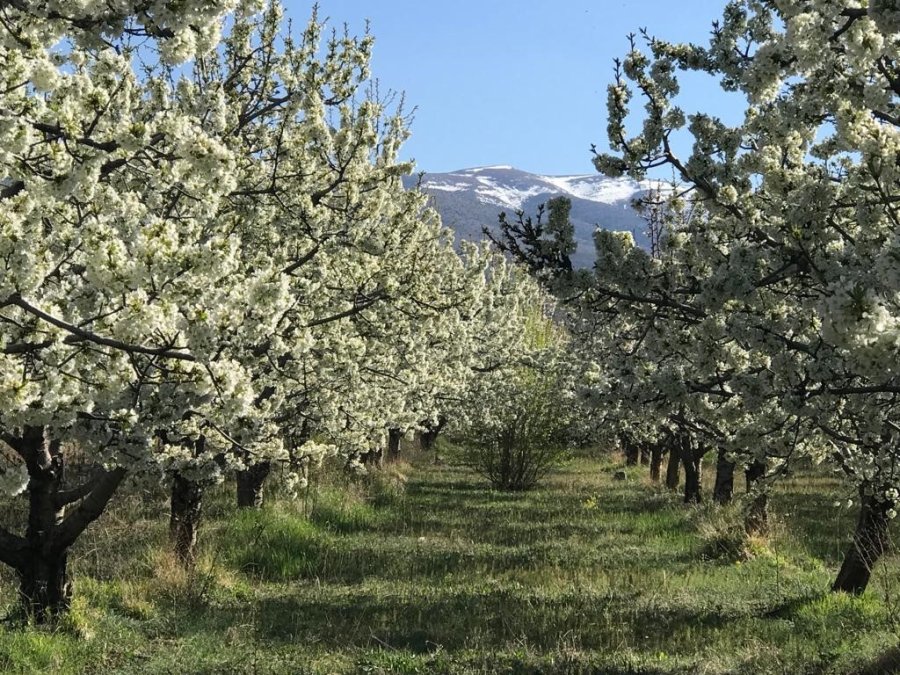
386 428 403 462
18 549 71 622
170 472 205 566
1 425 125 621
744 461 769 536
665 444 681 490
680 434 704 504
832 489 893 595
19 427 69 620
713 448 735 505
236 461 271 509
621 433 639 466
420 416 446 453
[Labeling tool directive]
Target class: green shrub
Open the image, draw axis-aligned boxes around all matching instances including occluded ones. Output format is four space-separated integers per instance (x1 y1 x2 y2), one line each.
463 370 570 492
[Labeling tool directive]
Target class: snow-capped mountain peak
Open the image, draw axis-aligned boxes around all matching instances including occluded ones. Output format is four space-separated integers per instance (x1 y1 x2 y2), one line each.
422 166 655 211
403 166 658 267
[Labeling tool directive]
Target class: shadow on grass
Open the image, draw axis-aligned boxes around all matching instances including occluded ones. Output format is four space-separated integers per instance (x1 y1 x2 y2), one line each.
762 591 829 618
773 488 856 563
222 529 702 586
853 645 900 675
139 575 805 662
218 467 702 586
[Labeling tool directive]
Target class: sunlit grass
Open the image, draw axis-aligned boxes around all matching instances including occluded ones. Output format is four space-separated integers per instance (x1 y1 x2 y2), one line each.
1 450 899 673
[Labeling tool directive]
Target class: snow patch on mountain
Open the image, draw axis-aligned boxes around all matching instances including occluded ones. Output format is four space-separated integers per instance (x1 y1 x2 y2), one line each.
541 175 648 204
404 165 662 268
427 182 470 193
418 166 657 212
465 165 514 172
472 177 546 210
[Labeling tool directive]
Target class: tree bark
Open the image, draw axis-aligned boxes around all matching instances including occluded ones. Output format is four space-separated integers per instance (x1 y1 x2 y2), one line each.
170 473 204 566
1 426 125 621
236 461 271 509
18 427 69 621
18 549 71 622
744 461 769 536
639 444 651 466
680 435 703 504
649 443 663 482
386 428 403 462
832 489 893 595
713 448 735 505
419 416 446 453
665 443 681 490
621 434 639 466
357 447 382 469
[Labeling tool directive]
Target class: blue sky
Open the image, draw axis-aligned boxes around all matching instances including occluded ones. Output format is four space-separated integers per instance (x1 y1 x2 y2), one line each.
285 1 738 176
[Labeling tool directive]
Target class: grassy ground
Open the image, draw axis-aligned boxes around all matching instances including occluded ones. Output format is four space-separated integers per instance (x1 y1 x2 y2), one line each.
1 450 900 674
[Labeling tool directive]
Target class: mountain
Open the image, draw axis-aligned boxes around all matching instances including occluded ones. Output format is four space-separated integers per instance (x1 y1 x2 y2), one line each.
403 166 658 268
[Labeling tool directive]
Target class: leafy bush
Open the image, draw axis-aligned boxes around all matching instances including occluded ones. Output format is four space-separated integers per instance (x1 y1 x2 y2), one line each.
464 368 570 491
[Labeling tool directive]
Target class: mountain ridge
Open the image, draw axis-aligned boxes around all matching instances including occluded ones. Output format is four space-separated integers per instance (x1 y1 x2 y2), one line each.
404 166 656 268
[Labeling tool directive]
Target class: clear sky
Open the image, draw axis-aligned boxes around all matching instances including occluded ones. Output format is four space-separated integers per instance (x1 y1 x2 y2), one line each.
284 1 737 176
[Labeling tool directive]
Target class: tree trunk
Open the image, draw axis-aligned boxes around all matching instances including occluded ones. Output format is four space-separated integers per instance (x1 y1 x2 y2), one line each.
832 490 893 595
744 461 769 536
683 458 702 503
18 427 69 621
236 461 271 509
170 473 204 566
649 443 663 482
357 448 382 469
713 448 735 505
386 428 403 462
420 416 446 452
621 434 639 466
1 426 125 621
18 550 71 622
639 445 651 466
665 444 681 490
681 435 703 504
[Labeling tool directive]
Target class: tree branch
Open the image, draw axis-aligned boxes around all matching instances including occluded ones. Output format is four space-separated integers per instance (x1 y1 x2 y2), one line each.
8 295 196 362
54 467 127 552
54 471 104 508
0 525 27 570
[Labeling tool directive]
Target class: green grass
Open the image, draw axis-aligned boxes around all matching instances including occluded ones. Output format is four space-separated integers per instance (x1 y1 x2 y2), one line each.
1 452 899 673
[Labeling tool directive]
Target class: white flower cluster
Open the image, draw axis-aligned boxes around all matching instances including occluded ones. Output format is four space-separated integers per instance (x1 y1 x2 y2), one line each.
0 0 555 556
583 0 900 507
